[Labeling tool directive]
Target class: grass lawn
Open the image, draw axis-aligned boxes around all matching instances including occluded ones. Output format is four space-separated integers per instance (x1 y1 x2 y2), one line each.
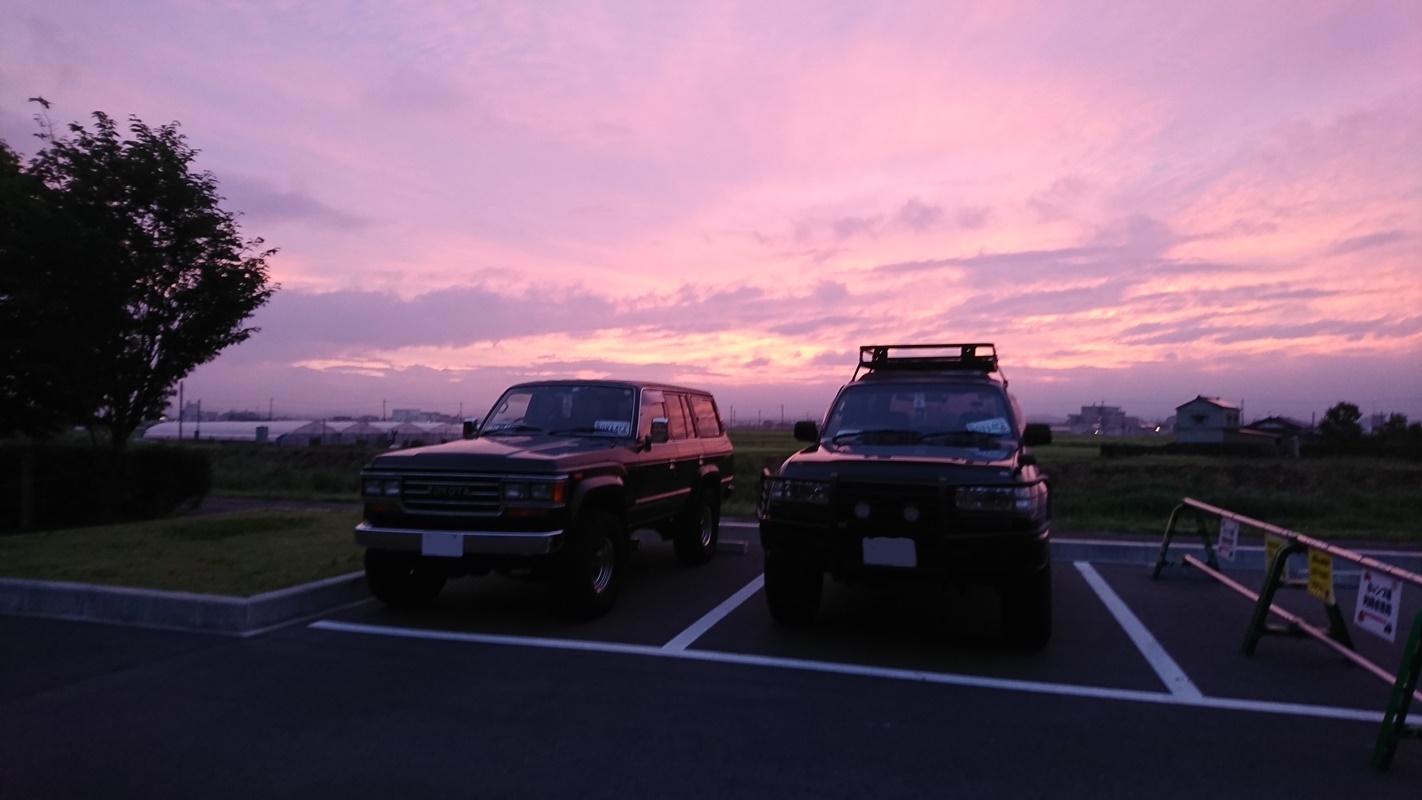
0 511 363 597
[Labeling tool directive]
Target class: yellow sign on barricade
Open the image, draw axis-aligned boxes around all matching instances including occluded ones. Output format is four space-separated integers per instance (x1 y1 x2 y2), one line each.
1307 549 1335 604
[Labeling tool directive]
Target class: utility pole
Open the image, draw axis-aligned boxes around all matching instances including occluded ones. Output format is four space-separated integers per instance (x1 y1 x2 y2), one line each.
382 400 386 421
268 397 274 421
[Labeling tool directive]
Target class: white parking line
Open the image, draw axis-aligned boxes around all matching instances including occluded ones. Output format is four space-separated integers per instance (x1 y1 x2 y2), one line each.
662 575 765 651
1074 561 1204 701
307 618 1382 723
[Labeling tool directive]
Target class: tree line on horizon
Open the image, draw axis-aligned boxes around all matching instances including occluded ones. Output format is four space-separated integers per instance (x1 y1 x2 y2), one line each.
1318 402 1420 447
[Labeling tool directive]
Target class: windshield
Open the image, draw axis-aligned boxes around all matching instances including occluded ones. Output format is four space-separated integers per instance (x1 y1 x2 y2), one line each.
822 383 1017 445
481 384 636 437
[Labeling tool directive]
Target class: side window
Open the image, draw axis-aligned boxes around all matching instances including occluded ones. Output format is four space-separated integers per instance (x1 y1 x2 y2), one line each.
689 395 723 437
639 390 667 437
666 394 693 440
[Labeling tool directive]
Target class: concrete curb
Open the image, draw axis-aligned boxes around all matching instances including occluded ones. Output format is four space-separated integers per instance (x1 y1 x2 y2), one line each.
4 532 1418 635
0 572 369 636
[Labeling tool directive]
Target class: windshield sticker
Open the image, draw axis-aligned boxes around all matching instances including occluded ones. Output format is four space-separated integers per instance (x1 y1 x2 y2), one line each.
965 417 1012 435
594 420 632 436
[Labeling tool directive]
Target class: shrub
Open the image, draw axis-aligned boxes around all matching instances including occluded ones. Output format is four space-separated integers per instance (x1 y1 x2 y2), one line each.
0 442 211 532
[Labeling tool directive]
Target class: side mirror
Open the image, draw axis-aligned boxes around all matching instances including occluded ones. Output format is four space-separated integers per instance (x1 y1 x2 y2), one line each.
793 420 819 442
1023 423 1053 447
648 417 669 445
462 419 478 439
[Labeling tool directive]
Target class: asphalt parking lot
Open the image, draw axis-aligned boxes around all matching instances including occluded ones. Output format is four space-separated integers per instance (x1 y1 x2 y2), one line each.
3 520 1420 798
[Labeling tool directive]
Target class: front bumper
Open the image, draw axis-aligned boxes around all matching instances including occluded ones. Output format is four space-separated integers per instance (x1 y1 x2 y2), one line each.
355 522 564 557
759 516 1049 580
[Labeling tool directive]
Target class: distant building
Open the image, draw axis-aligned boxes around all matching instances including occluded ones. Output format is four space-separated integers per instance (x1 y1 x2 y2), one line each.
1174 396 1281 453
1174 396 1242 444
1241 416 1313 457
219 409 264 422
1065 404 1152 436
1244 416 1311 436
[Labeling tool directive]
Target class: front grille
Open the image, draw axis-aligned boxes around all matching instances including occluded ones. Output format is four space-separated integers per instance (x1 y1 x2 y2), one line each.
400 476 502 514
833 481 951 530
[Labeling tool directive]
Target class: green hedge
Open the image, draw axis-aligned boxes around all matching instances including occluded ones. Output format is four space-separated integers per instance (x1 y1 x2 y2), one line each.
0 442 211 532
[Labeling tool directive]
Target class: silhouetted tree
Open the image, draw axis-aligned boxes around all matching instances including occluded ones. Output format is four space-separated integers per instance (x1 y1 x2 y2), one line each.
1318 402 1363 442
0 140 116 438
7 109 277 453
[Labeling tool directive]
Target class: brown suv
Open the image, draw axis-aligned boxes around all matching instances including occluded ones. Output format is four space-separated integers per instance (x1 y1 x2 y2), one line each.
356 380 734 619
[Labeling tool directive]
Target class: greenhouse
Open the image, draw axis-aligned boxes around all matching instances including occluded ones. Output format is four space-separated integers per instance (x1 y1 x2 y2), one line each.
141 420 466 446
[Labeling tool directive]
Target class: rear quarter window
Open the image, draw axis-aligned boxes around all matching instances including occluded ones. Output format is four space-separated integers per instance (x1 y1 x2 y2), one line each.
688 395 724 437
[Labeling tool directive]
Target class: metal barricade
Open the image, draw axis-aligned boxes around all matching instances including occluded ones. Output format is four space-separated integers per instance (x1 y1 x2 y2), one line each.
1153 497 1422 771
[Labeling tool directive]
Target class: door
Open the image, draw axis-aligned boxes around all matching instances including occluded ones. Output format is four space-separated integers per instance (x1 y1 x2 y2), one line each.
625 389 680 527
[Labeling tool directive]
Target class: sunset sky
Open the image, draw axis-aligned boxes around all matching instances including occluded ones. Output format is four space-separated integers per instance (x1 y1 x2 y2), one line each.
3 1 1419 425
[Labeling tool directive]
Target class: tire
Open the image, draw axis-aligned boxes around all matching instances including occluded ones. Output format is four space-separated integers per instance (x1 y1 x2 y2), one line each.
1000 565 1052 648
763 554 822 626
552 511 625 620
672 487 719 566
364 549 447 608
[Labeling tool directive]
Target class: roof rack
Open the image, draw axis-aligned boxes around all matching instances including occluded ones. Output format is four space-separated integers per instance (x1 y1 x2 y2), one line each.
854 343 999 381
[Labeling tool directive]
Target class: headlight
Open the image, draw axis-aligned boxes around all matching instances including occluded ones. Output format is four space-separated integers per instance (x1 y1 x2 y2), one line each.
766 477 830 505
956 484 1047 519
502 480 566 504
361 478 400 497
955 486 1016 512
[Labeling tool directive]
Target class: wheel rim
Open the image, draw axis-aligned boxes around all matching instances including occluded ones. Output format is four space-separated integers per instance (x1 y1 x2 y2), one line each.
698 505 714 548
588 536 615 594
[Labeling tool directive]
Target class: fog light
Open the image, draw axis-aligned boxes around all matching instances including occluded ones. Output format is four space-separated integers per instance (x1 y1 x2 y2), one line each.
855 501 871 519
903 505 920 523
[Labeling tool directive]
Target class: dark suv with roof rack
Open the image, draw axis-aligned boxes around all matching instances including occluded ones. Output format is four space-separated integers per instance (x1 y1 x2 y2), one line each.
757 343 1054 646
355 380 734 619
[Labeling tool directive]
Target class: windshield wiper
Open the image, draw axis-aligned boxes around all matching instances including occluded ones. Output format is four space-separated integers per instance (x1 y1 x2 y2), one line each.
482 424 545 435
547 427 617 436
920 430 1009 445
830 428 921 444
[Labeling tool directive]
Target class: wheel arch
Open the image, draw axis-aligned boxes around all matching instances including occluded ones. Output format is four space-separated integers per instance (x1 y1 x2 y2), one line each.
569 475 627 529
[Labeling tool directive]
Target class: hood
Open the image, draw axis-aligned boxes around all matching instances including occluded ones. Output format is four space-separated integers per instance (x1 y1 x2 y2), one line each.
364 434 624 473
777 441 1023 484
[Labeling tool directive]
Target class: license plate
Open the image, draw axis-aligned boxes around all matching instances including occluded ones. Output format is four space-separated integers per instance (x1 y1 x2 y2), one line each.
862 537 916 567
421 532 463 557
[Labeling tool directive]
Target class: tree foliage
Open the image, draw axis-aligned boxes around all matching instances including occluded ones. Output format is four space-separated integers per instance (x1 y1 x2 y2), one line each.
1 110 277 451
0 140 113 437
1318 402 1363 441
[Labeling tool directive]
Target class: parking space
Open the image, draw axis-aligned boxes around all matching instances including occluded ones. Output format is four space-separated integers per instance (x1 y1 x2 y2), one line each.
6 520 1420 797
314 521 1417 730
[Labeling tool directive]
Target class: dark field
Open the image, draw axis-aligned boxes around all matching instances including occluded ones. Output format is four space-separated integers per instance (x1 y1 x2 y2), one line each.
186 431 1422 542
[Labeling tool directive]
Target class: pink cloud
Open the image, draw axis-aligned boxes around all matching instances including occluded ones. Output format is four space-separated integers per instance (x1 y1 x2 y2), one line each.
1 0 1418 423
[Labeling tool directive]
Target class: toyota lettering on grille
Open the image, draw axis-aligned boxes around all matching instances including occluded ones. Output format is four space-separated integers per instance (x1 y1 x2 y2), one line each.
428 485 477 498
